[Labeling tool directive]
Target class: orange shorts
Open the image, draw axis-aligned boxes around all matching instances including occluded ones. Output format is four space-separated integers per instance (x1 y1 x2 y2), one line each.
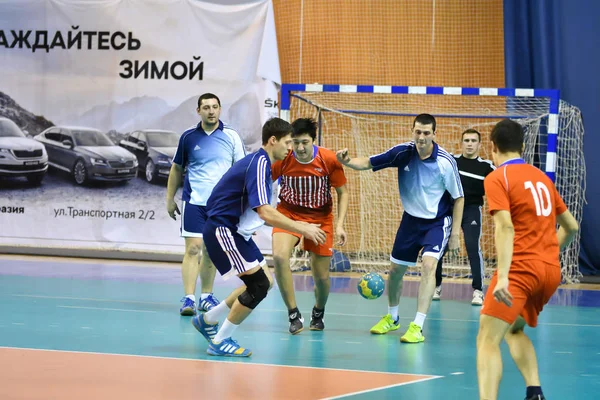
481 259 561 327
272 207 334 256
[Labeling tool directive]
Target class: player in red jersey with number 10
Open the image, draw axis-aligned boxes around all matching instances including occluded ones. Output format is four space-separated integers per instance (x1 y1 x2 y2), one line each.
476 119 579 400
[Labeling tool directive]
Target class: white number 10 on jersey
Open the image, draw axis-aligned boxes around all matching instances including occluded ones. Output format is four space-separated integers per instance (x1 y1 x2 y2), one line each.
524 181 552 217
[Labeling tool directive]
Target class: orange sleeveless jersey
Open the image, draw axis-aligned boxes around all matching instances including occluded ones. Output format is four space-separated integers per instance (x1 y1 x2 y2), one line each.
483 160 567 266
272 146 347 218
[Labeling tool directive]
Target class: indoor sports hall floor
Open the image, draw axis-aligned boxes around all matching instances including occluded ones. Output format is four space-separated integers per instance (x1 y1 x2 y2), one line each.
0 255 599 399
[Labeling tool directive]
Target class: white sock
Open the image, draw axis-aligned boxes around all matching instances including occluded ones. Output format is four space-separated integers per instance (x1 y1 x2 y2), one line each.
388 306 399 322
185 294 196 303
204 301 230 324
213 318 239 343
413 312 426 328
200 293 210 300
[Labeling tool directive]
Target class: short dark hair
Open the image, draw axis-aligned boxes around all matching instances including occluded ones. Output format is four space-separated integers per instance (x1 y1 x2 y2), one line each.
413 114 436 131
262 117 293 145
462 128 481 141
490 119 524 153
197 93 221 108
291 118 317 140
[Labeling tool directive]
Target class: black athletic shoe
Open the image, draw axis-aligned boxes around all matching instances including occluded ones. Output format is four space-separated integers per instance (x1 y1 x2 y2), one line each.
309 307 325 331
288 309 304 335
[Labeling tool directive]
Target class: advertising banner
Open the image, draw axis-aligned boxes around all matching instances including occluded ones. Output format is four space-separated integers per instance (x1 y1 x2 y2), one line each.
0 0 280 255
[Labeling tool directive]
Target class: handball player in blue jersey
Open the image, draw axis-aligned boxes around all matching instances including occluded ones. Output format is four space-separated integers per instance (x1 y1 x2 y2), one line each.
337 114 464 343
191 117 326 357
166 93 246 315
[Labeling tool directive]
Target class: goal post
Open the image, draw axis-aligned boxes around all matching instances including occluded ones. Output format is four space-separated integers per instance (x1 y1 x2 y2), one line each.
279 84 586 284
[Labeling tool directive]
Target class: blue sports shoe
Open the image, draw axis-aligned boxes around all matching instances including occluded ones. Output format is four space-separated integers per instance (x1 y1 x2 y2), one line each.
198 293 220 312
179 297 196 316
207 337 252 357
191 313 219 343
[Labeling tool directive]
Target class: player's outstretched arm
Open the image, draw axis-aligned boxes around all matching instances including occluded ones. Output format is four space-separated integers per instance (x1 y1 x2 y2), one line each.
336 149 373 170
556 210 579 250
256 204 326 245
166 163 183 220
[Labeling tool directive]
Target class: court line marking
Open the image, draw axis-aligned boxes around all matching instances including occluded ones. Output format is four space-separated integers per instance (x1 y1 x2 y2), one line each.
13 294 169 305
321 375 442 399
0 346 443 379
57 305 156 313
8 295 598 328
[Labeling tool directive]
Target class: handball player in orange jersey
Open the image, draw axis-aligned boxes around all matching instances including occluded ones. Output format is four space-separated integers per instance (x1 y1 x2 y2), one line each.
476 119 579 400
271 118 349 334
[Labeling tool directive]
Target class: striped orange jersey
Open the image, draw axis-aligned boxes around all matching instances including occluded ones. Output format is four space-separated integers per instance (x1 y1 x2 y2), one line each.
272 146 347 218
483 158 567 266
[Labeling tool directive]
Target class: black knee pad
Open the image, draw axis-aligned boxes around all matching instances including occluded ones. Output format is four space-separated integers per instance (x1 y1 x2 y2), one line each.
238 268 270 309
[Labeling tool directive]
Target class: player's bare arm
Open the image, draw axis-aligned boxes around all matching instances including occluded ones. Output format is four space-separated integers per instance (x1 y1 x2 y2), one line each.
556 210 579 250
491 209 515 307
334 185 349 245
256 204 326 245
448 196 465 255
336 149 373 170
166 163 183 219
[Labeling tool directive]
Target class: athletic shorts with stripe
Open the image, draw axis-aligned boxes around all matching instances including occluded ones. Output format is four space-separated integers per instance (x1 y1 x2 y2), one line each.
272 206 334 257
391 212 453 266
481 259 561 327
180 201 208 238
202 219 266 280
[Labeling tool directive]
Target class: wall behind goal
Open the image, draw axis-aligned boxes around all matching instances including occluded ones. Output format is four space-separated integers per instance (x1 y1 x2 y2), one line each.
272 0 505 87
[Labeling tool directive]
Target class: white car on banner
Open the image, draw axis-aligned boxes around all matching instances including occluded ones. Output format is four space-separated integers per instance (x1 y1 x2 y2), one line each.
0 117 48 186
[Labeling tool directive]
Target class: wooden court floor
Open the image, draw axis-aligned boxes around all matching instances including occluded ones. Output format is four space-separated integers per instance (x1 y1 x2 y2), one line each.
1 255 599 399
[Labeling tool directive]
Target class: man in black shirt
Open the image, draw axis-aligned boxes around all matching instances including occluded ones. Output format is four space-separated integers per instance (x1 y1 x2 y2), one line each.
433 129 495 305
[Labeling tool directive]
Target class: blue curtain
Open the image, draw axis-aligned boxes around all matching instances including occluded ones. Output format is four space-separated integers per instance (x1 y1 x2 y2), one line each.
504 0 600 275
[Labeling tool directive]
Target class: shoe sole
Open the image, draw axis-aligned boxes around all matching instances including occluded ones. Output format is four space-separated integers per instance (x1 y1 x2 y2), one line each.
400 337 425 343
370 326 399 334
432 297 441 301
180 307 196 316
309 326 324 331
207 348 252 357
471 302 483 306
290 327 304 335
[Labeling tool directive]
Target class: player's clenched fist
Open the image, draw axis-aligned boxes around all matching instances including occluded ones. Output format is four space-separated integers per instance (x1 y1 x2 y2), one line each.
336 148 350 164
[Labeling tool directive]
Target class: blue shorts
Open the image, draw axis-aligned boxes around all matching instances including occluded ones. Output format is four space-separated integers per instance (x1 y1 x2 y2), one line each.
391 212 452 266
180 201 208 238
202 219 266 280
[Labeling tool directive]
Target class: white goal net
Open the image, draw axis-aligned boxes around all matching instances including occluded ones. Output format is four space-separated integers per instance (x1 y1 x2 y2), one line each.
280 85 586 284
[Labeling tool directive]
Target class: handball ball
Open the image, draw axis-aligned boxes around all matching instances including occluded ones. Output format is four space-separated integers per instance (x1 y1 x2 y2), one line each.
357 272 385 300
